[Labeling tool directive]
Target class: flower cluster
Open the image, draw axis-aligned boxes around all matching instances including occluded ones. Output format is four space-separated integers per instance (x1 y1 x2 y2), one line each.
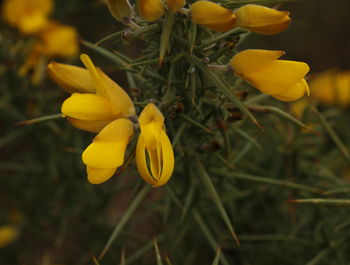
125 0 310 101
48 54 174 187
2 0 79 83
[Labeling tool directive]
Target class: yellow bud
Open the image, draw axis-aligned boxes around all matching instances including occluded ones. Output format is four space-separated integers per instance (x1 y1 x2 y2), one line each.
230 49 310 102
309 70 350 107
166 0 185 12
190 1 236 32
106 0 131 22
234 4 291 35
137 0 165 21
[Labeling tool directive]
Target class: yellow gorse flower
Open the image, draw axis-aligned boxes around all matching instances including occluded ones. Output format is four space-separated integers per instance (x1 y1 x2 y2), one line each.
137 0 165 21
136 104 175 188
0 225 18 248
190 1 236 32
167 0 185 12
49 54 174 187
309 70 350 107
234 4 291 35
230 49 310 102
2 0 53 34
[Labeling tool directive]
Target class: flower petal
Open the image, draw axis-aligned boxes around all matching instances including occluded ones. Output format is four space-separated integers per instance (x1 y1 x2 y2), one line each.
138 104 164 150
243 60 310 95
135 134 157 185
61 93 119 120
94 118 134 142
152 130 174 188
190 1 236 32
87 166 117 184
67 118 111 133
82 119 134 168
137 0 165 21
235 4 291 35
273 79 309 102
230 49 285 74
48 62 95 93
97 68 136 116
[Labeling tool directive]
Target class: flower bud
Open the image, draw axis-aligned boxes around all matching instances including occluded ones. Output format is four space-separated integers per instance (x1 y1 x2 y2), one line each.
137 0 165 21
190 1 236 32
230 49 310 102
166 0 185 12
234 4 291 35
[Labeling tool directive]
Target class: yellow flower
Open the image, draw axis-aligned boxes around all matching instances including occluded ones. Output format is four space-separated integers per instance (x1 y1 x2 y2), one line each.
229 49 310 102
309 70 350 107
234 4 291 35
59 54 135 133
136 104 174 187
37 21 79 57
0 225 18 248
2 0 53 34
82 118 134 184
137 0 165 21
190 1 236 32
47 62 95 93
166 0 185 12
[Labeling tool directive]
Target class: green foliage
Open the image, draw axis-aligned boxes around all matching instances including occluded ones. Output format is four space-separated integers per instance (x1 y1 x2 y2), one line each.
2 0 350 265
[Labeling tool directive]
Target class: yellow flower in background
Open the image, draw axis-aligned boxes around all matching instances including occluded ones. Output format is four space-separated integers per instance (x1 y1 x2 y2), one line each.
234 4 291 35
166 0 185 12
37 21 79 57
190 1 236 32
82 118 134 184
2 0 52 34
137 0 165 21
309 70 350 107
0 225 18 248
59 54 135 133
136 104 174 187
230 49 310 102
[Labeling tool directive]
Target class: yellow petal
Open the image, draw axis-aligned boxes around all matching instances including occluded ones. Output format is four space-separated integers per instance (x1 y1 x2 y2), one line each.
229 49 285 74
87 166 117 184
243 60 310 95
80 54 135 116
135 134 157 185
97 68 136 116
93 118 134 142
18 12 48 34
166 0 185 12
48 62 95 93
138 104 164 150
2 0 53 34
83 141 128 169
0 225 18 248
152 130 174 188
82 119 134 169
137 0 165 21
148 147 161 179
38 21 79 57
190 1 236 32
235 4 291 35
309 70 350 107
67 118 111 133
61 93 119 120
273 79 309 102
